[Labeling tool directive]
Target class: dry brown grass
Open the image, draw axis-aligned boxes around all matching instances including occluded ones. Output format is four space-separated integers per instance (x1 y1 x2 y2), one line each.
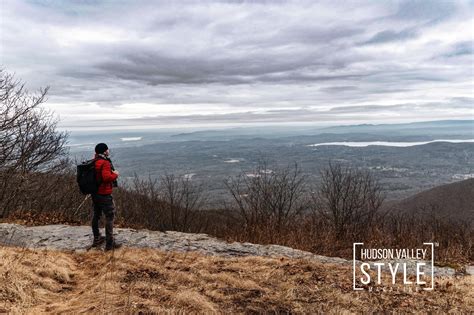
0 246 473 313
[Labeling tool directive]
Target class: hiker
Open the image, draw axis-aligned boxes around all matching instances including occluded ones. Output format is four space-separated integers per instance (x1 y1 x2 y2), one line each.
91 143 122 251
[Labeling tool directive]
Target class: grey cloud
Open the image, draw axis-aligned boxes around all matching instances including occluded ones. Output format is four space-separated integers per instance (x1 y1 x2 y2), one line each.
330 104 412 113
330 99 473 114
320 86 358 93
394 0 457 22
442 41 474 58
60 97 470 128
1 0 472 128
92 47 368 86
241 25 366 49
361 28 418 45
450 97 474 104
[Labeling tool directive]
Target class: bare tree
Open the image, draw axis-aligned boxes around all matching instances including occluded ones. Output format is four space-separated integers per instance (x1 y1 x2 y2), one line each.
117 173 207 232
225 161 309 237
118 174 164 229
160 174 207 232
313 163 385 239
0 70 68 217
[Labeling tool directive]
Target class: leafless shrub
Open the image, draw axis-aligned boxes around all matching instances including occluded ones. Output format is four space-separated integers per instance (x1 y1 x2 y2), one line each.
380 204 473 263
313 162 385 240
115 174 208 233
225 161 310 242
159 174 207 232
114 175 164 230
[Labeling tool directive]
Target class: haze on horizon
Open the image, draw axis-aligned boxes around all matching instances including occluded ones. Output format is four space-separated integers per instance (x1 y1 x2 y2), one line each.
1 0 473 130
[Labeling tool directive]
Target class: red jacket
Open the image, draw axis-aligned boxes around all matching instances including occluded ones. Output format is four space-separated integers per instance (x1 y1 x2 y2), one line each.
95 156 118 195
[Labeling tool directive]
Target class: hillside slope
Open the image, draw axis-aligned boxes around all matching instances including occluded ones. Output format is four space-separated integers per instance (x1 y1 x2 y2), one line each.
389 178 474 221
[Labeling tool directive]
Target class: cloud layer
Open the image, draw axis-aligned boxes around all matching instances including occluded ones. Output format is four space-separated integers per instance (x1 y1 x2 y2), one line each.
1 0 473 129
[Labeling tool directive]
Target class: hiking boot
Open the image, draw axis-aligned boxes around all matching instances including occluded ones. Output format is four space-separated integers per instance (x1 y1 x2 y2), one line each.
92 236 105 248
105 241 122 251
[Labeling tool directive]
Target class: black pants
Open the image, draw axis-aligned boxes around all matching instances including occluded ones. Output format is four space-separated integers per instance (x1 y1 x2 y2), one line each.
91 194 115 245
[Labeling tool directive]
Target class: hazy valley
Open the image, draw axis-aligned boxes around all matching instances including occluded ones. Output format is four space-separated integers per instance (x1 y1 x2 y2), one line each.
69 120 474 203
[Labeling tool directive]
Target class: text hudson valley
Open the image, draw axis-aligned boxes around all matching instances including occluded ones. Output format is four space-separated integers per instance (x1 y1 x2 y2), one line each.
353 243 434 291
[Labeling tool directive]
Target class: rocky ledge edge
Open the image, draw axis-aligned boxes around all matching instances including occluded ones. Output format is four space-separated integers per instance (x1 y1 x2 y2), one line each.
1 223 469 277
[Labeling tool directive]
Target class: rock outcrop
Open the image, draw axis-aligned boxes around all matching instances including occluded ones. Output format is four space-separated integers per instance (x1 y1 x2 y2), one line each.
0 223 458 277
0 223 345 262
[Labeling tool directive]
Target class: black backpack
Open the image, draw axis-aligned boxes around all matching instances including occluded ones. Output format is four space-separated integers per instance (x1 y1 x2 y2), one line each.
76 159 101 195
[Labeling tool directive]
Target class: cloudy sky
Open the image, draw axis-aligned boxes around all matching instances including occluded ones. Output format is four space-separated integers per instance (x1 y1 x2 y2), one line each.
1 0 473 130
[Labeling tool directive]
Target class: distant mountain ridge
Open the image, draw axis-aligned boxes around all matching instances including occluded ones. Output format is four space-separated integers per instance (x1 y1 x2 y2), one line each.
320 120 473 137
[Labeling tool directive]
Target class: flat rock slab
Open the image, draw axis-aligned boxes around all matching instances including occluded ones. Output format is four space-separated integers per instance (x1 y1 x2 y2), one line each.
466 265 474 275
0 223 456 277
0 223 344 263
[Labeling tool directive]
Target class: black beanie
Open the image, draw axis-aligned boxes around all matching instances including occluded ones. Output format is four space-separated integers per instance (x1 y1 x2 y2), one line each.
95 143 108 154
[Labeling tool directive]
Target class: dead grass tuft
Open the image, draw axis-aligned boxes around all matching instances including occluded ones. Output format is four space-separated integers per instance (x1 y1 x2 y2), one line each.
0 246 472 313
